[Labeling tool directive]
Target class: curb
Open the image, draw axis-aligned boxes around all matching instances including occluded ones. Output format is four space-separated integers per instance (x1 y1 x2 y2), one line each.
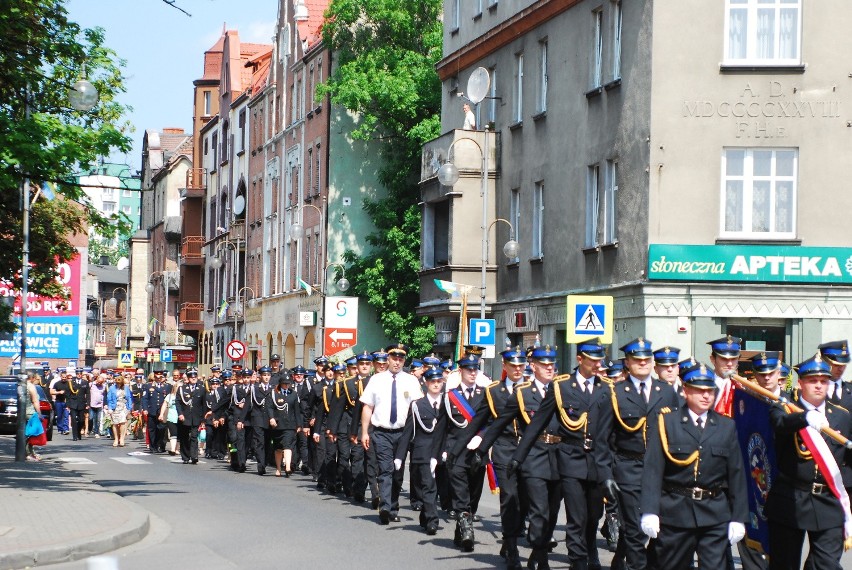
0 488 150 570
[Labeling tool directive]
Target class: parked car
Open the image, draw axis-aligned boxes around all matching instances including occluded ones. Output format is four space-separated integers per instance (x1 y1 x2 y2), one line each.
0 376 54 441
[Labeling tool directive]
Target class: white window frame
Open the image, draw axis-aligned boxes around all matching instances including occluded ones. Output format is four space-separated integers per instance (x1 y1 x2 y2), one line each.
510 188 520 263
612 0 623 80
723 0 802 66
475 0 482 17
452 0 460 30
538 39 548 113
592 8 603 88
720 147 798 239
585 164 600 248
532 181 544 259
604 159 618 244
514 53 524 123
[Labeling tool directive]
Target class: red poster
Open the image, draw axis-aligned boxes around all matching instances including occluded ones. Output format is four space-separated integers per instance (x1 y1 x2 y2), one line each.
0 253 82 318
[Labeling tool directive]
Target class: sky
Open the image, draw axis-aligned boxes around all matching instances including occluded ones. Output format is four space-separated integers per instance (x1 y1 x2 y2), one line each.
66 0 279 172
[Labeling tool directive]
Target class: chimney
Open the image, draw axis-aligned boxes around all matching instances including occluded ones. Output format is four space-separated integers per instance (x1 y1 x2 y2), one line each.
99 255 109 266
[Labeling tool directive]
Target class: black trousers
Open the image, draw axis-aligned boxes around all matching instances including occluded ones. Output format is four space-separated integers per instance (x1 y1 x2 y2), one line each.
335 434 353 494
210 423 227 458
294 429 310 470
372 428 406 515
413 462 439 529
655 522 728 570
177 423 198 462
525 476 562 549
410 452 424 508
769 521 843 570
365 432 379 499
617 485 647 570
561 476 604 564
251 426 270 474
69 407 85 440
494 461 527 539
351 438 366 499
449 456 486 514
229 422 248 470
147 415 165 451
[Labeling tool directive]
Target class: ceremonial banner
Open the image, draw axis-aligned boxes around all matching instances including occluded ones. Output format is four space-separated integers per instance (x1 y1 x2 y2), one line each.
734 388 778 555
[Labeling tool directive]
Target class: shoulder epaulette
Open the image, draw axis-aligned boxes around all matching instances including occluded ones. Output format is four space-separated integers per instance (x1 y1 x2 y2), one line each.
659 406 673 415
487 380 501 389
551 373 571 385
516 381 533 390
827 401 850 414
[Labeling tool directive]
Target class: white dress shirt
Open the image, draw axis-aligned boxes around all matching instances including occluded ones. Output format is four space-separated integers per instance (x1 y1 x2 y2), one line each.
359 369 423 429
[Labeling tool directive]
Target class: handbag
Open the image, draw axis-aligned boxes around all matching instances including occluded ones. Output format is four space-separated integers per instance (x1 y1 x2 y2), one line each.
28 432 47 447
25 413 44 437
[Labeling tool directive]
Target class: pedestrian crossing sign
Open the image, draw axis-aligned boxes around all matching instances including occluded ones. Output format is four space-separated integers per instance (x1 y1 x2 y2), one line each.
566 295 614 344
118 351 134 366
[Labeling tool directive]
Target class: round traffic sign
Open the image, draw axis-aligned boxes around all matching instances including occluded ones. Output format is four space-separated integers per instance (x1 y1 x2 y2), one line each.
226 340 247 361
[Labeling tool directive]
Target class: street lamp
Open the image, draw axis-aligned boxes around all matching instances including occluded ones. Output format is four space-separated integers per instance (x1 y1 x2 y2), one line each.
16 77 100 461
232 286 258 341
289 200 324 241
437 132 517 319
325 262 350 293
108 286 127 307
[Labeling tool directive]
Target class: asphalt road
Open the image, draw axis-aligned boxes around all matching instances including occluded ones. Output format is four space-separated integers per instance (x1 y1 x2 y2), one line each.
11 435 852 569
36 434 616 570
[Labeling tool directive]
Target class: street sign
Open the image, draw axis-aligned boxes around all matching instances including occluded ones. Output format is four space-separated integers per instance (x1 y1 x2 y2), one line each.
147 348 160 362
469 318 496 346
566 295 614 344
160 349 173 362
324 327 357 354
118 351 134 366
324 296 359 329
226 340 247 361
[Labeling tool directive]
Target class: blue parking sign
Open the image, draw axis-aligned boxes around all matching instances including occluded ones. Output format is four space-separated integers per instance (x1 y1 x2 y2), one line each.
469 318 496 346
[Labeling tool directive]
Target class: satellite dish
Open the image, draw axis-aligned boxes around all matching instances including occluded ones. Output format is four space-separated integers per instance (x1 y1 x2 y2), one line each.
233 194 246 216
466 67 491 105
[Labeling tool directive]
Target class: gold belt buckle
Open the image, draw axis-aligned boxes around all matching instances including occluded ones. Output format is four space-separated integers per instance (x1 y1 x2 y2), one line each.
691 487 705 500
812 483 825 494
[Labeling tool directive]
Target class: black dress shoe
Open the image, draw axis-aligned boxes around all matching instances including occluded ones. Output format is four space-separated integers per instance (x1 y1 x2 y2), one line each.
390 514 401 522
182 460 189 464
448 510 458 520
472 513 481 522
411 505 422 511
191 459 198 464
371 497 380 509
426 522 438 535
379 510 390 525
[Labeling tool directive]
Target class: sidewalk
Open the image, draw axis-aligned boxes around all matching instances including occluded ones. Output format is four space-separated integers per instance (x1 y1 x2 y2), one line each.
0 437 149 570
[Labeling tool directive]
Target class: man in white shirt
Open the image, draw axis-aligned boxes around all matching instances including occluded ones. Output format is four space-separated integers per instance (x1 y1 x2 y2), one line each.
360 342 423 524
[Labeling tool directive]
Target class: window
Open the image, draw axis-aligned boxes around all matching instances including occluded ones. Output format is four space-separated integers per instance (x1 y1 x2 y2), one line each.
721 148 797 238
451 0 460 30
475 0 482 17
604 159 618 244
239 110 246 152
307 148 313 197
532 182 544 258
122 189 132 198
102 188 114 199
591 8 603 88
612 0 623 80
488 67 497 127
510 188 520 262
203 91 211 116
315 143 321 195
585 164 600 248
514 53 524 123
122 205 132 215
724 0 801 65
103 202 116 214
537 39 548 113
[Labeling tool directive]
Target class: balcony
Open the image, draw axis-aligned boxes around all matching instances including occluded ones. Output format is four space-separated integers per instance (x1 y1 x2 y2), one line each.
179 302 204 331
180 168 206 199
181 236 205 266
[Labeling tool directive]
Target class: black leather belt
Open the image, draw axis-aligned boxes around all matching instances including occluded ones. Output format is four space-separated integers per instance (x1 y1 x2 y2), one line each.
373 426 404 433
616 450 645 461
538 433 562 444
663 484 724 500
779 476 830 495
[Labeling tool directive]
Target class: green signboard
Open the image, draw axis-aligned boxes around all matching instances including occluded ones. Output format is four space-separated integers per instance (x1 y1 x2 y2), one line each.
648 244 852 284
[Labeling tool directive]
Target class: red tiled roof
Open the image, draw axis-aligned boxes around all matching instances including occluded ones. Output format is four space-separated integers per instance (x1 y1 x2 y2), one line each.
297 0 331 50
202 34 225 81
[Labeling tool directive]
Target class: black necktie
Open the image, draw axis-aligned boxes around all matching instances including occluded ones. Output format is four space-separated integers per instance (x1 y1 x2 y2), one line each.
389 374 398 425
639 381 648 403
433 401 439 414
834 382 842 403
586 379 593 394
466 387 474 400
696 417 703 429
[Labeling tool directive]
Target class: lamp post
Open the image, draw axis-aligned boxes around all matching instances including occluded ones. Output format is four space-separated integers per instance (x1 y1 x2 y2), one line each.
437 131 518 319
232 286 259 342
16 78 99 461
318 263 352 359
145 272 165 343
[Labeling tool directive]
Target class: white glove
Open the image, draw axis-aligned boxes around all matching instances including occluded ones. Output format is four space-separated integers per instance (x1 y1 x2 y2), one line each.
845 520 852 540
728 522 745 545
393 458 402 471
441 451 447 462
640 514 660 539
467 435 483 450
429 458 437 477
806 410 829 431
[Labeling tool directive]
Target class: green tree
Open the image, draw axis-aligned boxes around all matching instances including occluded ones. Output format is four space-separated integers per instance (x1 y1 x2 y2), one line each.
0 0 132 333
320 0 442 355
